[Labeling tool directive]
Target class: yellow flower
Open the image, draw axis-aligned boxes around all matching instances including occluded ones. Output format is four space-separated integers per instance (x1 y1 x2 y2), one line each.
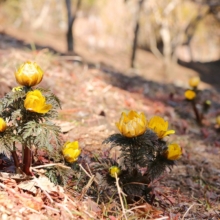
115 110 148 137
0 118 7 132
24 90 52 114
12 86 23 92
62 141 81 163
165 143 182 160
109 166 121 178
15 61 44 87
189 76 200 88
184 90 196 100
216 116 220 126
148 116 175 139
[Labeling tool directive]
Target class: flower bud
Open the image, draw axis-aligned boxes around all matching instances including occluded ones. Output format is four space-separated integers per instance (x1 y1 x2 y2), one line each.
24 90 52 114
116 110 148 138
184 90 196 100
189 76 200 88
109 166 121 178
62 141 81 163
165 143 182 160
15 61 44 87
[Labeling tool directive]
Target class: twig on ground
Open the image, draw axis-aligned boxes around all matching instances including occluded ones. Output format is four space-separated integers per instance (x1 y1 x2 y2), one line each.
181 203 198 220
43 205 60 213
33 163 71 169
56 203 73 219
31 171 54 204
154 217 169 220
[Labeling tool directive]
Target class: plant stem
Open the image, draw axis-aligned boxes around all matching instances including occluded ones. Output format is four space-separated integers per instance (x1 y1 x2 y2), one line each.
23 146 33 176
11 142 22 173
191 101 202 125
11 151 20 168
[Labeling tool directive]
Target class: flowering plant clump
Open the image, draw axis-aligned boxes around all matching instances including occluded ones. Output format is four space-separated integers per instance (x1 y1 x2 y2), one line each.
0 61 79 176
184 76 212 125
91 110 181 203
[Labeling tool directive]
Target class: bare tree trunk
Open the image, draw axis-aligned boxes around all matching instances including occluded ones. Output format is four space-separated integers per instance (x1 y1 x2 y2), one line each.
149 23 163 59
183 7 210 61
65 0 81 52
32 0 51 29
130 0 145 68
160 22 171 65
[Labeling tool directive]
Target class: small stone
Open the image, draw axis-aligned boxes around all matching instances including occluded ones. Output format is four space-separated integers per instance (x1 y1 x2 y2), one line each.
1 213 8 220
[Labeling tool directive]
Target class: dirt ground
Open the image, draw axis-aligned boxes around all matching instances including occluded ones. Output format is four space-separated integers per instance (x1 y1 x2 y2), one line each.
0 28 220 219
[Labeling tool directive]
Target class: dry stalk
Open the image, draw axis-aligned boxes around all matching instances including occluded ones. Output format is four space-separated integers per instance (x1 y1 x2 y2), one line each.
25 206 41 214
115 174 128 220
79 164 98 184
79 175 95 200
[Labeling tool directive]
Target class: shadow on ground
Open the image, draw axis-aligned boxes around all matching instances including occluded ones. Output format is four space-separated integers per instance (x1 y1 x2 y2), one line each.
0 31 59 55
178 59 220 92
1 31 220 122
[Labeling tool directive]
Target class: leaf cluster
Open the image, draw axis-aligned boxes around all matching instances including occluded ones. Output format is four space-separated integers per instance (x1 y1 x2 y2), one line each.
45 166 74 186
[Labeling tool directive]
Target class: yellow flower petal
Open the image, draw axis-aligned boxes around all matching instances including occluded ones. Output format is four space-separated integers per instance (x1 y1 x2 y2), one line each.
116 110 148 137
0 118 7 132
164 130 175 136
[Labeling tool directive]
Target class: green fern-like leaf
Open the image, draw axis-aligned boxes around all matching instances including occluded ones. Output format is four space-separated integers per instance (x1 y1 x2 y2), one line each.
22 121 62 151
103 130 161 172
11 109 22 123
0 130 20 156
37 87 61 109
147 156 174 181
45 166 75 186
1 90 26 109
